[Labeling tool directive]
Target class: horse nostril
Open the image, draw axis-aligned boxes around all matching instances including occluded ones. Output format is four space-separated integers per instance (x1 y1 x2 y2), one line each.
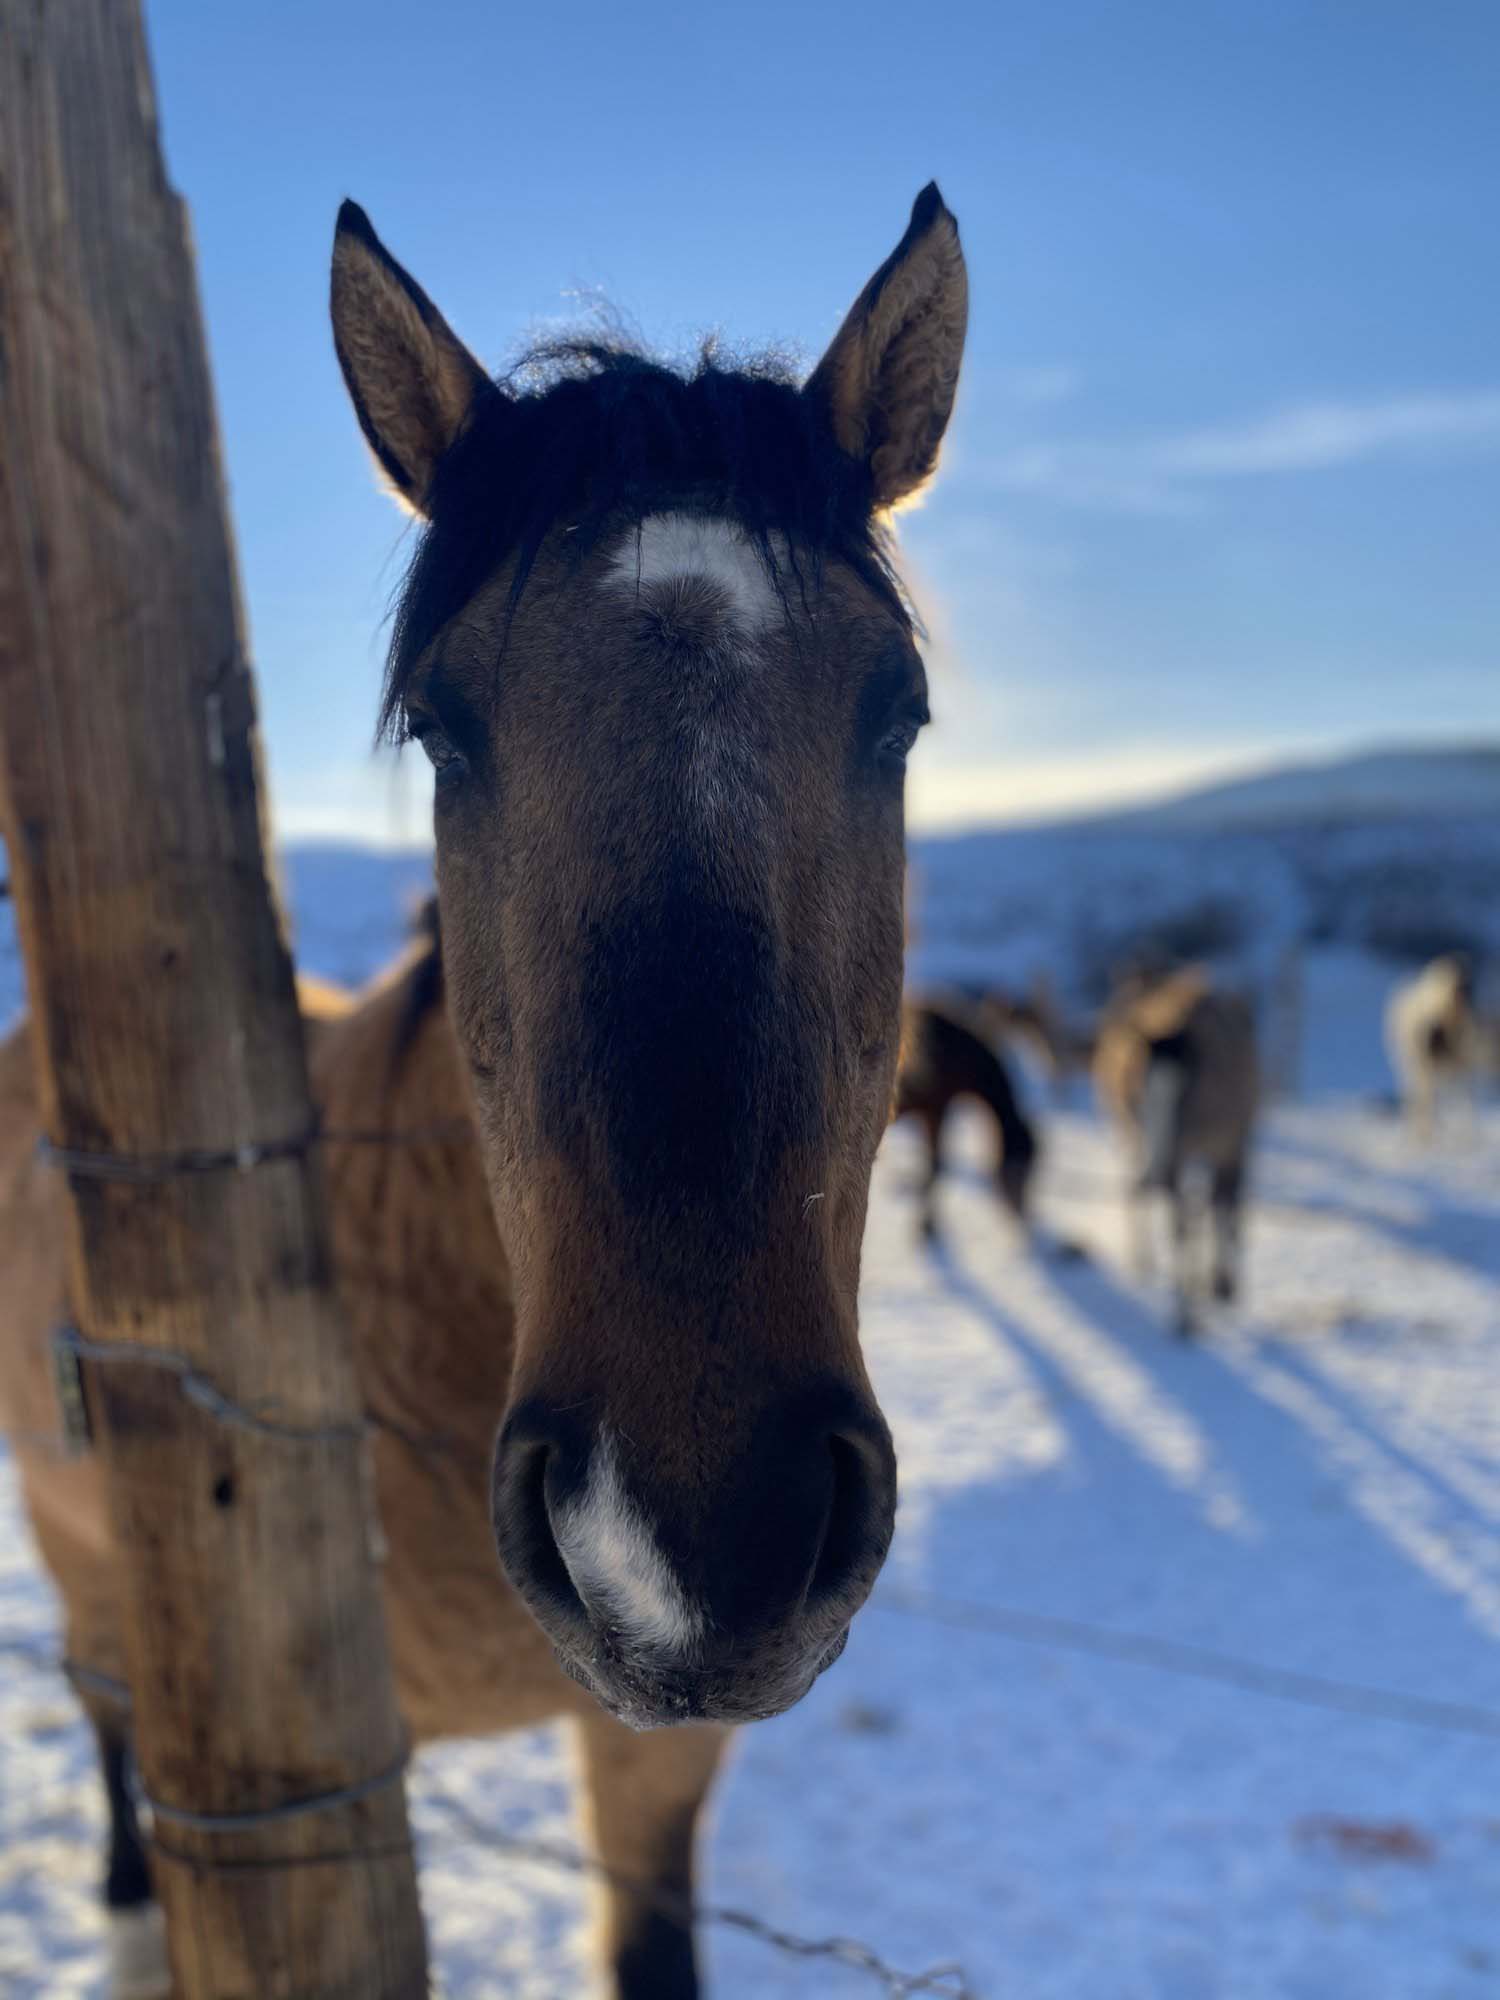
808 1425 893 1608
491 1421 588 1627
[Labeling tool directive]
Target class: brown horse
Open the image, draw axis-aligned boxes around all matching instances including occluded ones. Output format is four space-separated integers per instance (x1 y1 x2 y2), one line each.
0 182 968 1996
894 1001 1038 1239
978 975 1077 1098
1092 966 1258 1333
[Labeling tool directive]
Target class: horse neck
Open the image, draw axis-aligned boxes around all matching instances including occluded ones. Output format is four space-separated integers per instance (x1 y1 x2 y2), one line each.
952 1022 1030 1155
1129 968 1210 1040
315 950 515 1440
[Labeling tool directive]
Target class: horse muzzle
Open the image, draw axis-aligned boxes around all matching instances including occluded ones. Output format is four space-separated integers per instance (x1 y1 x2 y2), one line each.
490 1386 896 1729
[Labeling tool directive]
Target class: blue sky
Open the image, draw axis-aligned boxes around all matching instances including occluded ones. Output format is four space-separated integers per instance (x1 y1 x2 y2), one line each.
148 0 1499 837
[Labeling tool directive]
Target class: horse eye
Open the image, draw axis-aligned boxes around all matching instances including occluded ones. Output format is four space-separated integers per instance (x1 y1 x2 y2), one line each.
878 703 929 769
409 717 468 787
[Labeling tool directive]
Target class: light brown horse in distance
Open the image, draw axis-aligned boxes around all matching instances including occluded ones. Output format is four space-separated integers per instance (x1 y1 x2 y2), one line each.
1385 952 1485 1139
0 182 968 1998
1092 965 1258 1333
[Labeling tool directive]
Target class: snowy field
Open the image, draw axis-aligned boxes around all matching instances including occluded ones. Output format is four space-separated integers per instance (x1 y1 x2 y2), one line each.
3 926 1499 1996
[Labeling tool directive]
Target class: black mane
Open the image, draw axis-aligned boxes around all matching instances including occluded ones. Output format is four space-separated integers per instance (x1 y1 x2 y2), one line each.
381 340 906 740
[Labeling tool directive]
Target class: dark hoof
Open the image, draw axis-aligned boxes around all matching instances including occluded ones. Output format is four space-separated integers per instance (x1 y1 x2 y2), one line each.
1212 1271 1237 1304
614 1910 698 2000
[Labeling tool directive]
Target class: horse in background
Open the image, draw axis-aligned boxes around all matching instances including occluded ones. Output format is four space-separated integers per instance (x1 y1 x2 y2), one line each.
0 179 970 2000
1385 953 1484 1139
977 972 1079 1100
1093 965 1258 1333
894 1001 1039 1240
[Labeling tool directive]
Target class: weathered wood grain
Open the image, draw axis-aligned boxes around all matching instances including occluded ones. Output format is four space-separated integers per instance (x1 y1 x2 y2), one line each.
0 4 428 1992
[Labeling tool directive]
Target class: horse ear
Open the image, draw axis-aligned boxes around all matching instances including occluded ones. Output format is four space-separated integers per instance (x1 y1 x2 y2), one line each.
806 183 968 511
330 201 491 514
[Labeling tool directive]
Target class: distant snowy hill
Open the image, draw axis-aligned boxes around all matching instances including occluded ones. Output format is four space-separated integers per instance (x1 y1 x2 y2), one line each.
908 811 1500 1005
907 744 1500 1001
0 845 436 1030
4 746 1498 1028
1113 743 1500 831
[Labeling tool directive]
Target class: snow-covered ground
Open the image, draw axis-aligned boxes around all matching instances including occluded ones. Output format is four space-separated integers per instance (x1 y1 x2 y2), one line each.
3 918 1498 1997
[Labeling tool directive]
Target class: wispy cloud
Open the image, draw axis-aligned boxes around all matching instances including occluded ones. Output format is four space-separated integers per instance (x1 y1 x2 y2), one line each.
996 364 1081 410
1162 394 1500 475
991 389 1500 513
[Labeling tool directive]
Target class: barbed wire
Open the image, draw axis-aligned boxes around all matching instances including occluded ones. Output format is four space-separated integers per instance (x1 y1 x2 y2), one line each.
10 1289 1500 1758
1036 1162 1391 1233
871 1589 1500 1741
5 1563 1500 1991
11 1266 1500 1751
50 1323 370 1446
11 1110 1498 1995
0 1633 57 1674
44 1322 460 1464
36 1116 474 1186
9 1555 1500 1754
17 1384 1500 1749
0 1634 975 1997
418 1782 976 1999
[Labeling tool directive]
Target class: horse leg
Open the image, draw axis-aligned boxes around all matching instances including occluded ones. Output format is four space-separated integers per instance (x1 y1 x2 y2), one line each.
1210 1160 1244 1304
1169 1175 1198 1336
1124 1125 1154 1281
1128 1182 1154 1282
87 1707 169 1999
576 1709 730 2000
919 1105 945 1242
1409 1063 1435 1143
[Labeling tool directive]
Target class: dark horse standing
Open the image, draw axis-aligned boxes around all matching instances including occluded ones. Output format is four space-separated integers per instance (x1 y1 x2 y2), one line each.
895 1002 1038 1239
1 184 969 1999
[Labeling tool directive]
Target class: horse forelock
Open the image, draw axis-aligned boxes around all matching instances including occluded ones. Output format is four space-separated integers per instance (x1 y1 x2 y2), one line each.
380 339 910 741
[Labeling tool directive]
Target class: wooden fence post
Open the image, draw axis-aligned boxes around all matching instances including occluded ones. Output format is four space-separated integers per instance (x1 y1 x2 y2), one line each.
0 5 428 1994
